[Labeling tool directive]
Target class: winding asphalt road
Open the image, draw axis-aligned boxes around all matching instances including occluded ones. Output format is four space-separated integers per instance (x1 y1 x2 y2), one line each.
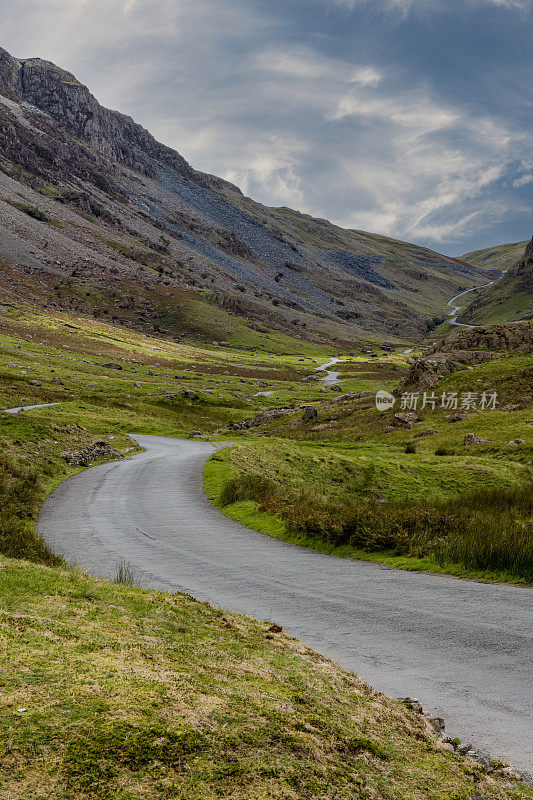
38 435 532 777
446 282 494 327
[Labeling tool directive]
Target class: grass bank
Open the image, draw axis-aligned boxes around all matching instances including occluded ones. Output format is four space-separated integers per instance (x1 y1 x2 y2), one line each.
0 556 531 799
204 442 533 583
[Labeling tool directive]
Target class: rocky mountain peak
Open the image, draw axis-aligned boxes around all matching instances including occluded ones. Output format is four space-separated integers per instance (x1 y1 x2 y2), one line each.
0 47 192 179
0 47 22 99
0 44 492 341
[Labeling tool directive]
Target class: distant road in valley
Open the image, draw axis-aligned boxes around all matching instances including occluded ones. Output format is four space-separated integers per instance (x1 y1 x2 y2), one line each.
446 281 495 327
38 435 533 779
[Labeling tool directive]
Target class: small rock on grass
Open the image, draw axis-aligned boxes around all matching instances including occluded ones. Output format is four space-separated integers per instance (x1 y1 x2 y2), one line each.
414 429 439 438
463 433 490 446
394 412 419 425
398 697 423 713
427 717 445 735
446 412 467 422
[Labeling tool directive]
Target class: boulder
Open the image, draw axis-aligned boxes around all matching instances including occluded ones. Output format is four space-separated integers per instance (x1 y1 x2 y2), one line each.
229 407 296 431
183 389 198 400
103 362 122 370
366 487 388 504
413 429 439 438
394 412 419 425
508 438 525 445
427 717 445 735
463 433 490 446
65 441 124 467
398 349 501 393
51 376 64 385
302 406 318 421
447 412 467 423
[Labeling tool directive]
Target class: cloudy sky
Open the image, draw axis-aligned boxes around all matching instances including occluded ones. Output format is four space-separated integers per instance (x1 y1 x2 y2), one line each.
2 0 532 255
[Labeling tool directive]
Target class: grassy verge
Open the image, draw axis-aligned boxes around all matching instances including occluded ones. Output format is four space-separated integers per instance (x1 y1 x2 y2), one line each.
0 411 140 563
204 443 533 583
0 555 531 800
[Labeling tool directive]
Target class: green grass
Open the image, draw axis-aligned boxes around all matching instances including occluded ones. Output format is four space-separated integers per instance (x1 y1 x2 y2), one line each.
1 303 532 585
204 441 533 582
0 555 530 799
461 240 528 273
0 306 337 565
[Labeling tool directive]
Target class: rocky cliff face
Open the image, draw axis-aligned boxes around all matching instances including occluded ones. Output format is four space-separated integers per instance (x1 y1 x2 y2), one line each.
0 49 193 180
513 236 533 293
0 48 21 98
398 319 533 391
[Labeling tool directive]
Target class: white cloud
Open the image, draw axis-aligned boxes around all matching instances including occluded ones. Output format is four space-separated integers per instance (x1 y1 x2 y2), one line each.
333 0 531 14
512 173 533 188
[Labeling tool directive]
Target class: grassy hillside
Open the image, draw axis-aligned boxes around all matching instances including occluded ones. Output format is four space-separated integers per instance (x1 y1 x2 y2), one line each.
459 238 533 324
1 556 531 800
461 240 529 273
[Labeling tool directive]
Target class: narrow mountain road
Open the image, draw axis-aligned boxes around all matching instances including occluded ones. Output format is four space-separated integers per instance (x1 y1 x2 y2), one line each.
446 281 494 327
253 356 344 398
38 435 533 778
2 402 62 414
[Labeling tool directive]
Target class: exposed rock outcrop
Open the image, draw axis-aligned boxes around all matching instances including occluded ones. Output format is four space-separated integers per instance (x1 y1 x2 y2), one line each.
228 408 298 430
64 441 124 466
398 350 500 392
0 51 194 181
463 433 490 446
399 319 532 393
436 320 533 354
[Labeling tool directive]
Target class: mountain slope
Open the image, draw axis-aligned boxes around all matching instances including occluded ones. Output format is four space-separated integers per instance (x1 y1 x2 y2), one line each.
0 46 485 344
459 237 533 324
461 240 529 275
